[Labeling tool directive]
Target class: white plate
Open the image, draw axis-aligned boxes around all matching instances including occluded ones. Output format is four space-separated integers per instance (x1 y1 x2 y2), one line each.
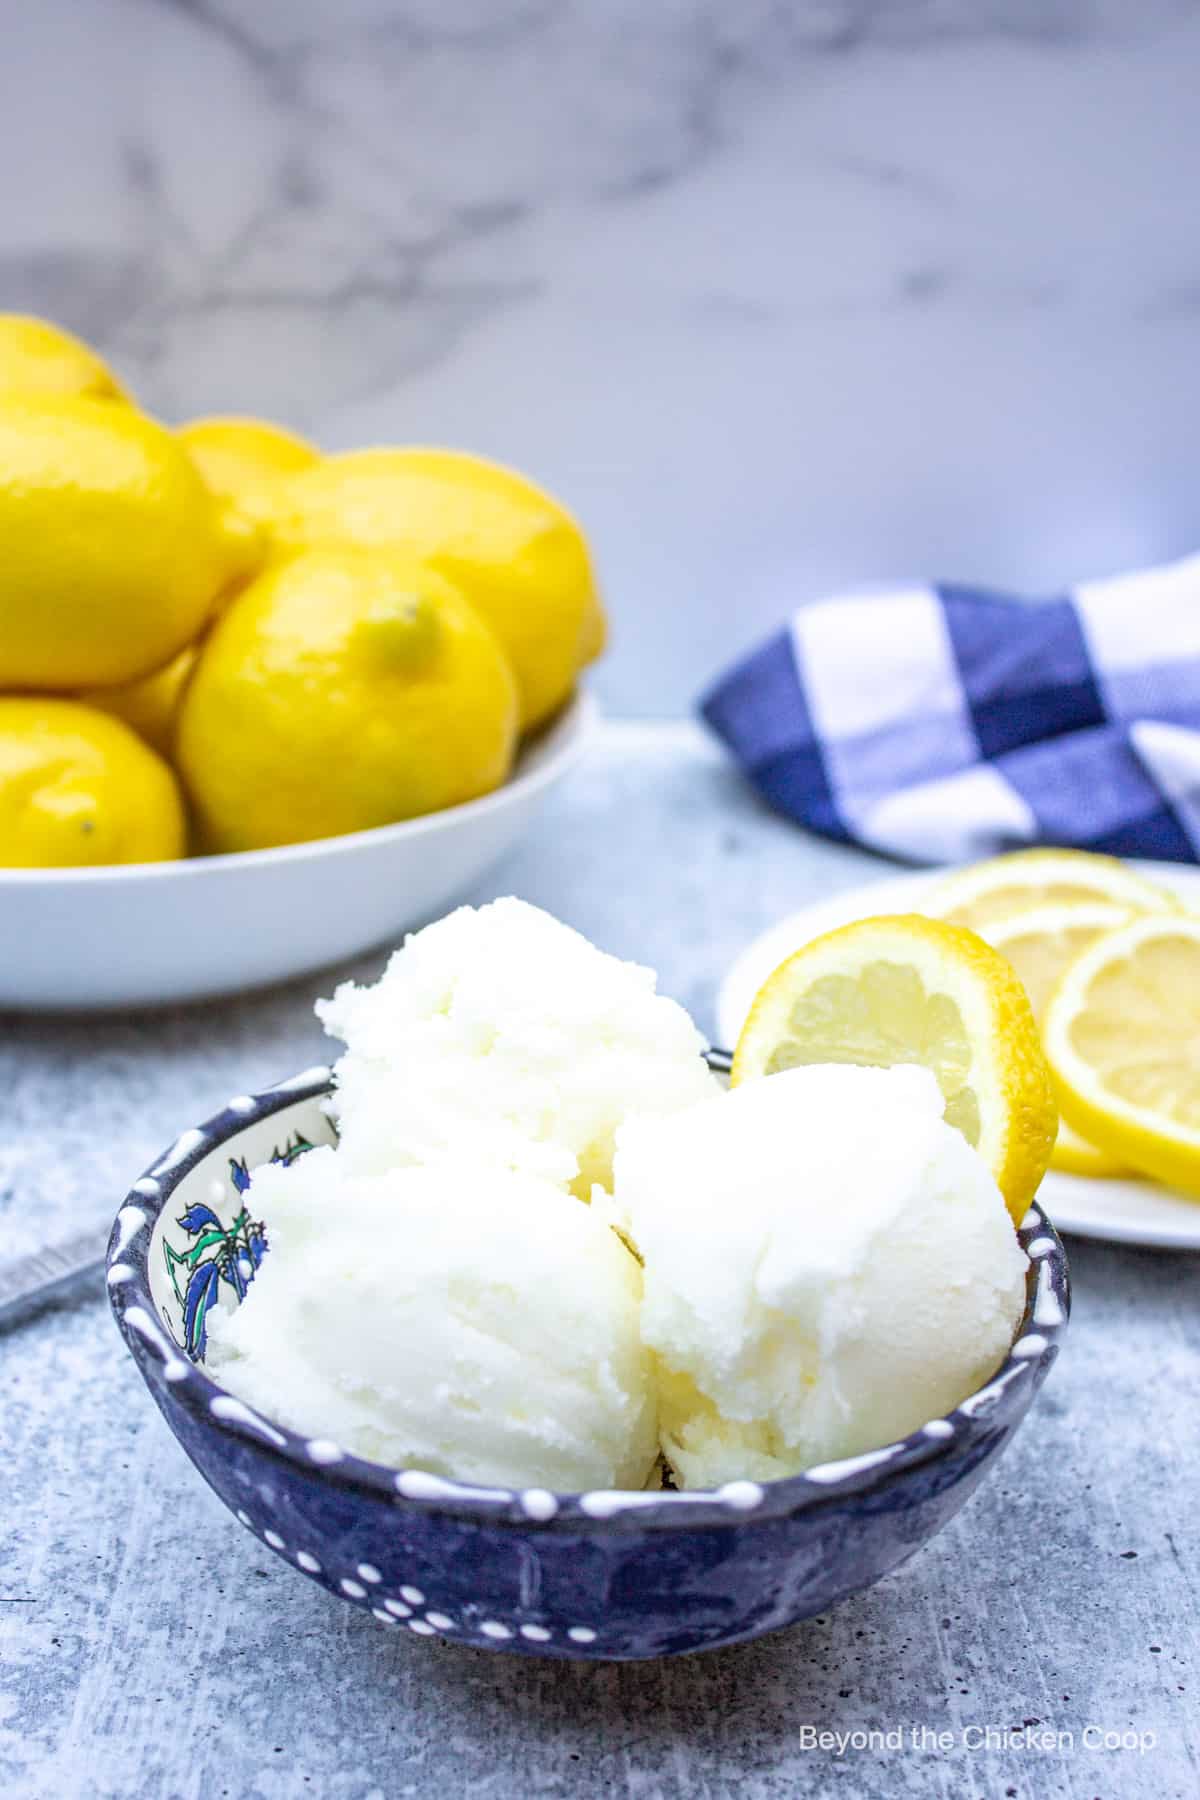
717 860 1200 1251
0 691 595 1013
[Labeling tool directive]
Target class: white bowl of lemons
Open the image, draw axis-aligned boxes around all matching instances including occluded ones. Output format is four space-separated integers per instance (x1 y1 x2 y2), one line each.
0 691 593 1011
0 315 601 1010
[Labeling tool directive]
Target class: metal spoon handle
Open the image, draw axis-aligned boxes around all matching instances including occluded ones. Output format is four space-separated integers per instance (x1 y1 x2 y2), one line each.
0 1230 106 1331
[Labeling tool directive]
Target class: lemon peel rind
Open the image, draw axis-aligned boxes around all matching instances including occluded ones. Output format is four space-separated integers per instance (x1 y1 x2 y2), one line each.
1043 914 1200 1199
1048 1129 1128 1179
982 901 1136 1179
731 912 1057 1226
924 849 1179 924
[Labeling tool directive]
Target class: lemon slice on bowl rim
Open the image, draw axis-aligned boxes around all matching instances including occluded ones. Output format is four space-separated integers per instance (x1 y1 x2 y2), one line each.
731 912 1057 1225
1042 912 1200 1199
980 902 1134 1179
925 848 1178 932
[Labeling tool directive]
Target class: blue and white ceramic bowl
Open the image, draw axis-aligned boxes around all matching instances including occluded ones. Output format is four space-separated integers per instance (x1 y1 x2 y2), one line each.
108 1059 1070 1661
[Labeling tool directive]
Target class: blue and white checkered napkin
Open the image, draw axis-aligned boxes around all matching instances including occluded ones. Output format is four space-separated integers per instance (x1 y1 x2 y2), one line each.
700 556 1200 864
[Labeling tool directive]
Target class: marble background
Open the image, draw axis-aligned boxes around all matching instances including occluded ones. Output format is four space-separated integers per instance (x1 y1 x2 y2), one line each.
5 0 1200 711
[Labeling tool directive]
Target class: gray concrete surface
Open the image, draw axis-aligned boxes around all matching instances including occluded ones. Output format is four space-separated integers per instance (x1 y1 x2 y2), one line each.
2 723 1196 1800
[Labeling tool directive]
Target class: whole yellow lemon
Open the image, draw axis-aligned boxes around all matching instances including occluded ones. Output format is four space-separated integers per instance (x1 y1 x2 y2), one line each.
82 647 197 759
178 415 319 493
0 314 129 403
272 449 604 731
175 546 519 853
179 415 320 589
0 396 224 691
177 412 318 579
0 697 185 867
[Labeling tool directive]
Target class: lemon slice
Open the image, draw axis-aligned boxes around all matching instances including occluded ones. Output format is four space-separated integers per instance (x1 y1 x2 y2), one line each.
982 903 1133 1178
1044 1127 1120 1180
1043 914 1200 1198
732 913 1057 1223
926 849 1177 931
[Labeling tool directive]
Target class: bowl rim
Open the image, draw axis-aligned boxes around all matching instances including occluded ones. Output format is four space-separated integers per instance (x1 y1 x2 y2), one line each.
0 689 595 887
108 1058 1071 1533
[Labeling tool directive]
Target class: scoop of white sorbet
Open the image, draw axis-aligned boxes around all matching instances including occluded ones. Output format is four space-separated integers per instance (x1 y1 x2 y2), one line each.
613 1063 1028 1488
207 1147 658 1493
318 897 716 1198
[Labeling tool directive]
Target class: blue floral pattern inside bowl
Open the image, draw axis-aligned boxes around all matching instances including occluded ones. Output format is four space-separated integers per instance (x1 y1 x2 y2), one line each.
108 1061 1070 1661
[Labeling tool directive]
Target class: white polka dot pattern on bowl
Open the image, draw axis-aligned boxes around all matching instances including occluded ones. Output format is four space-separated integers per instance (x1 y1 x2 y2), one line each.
224 1521 607 1654
348 1595 608 1650
520 1489 558 1521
